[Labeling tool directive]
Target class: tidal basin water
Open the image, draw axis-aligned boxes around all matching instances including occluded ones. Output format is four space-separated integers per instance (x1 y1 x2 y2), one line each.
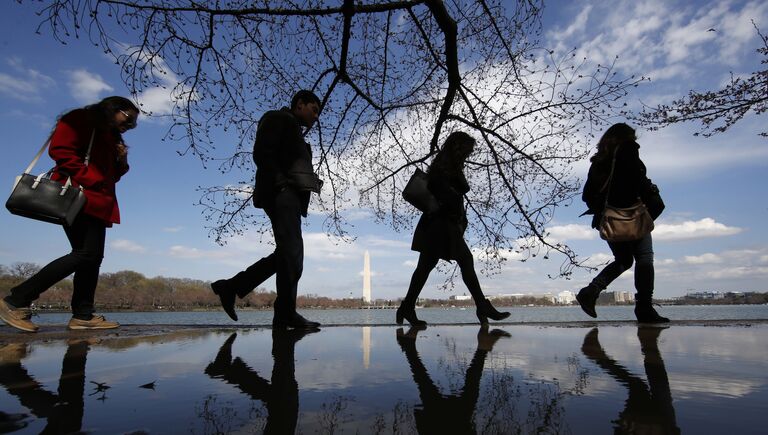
24 304 768 326
1 323 766 434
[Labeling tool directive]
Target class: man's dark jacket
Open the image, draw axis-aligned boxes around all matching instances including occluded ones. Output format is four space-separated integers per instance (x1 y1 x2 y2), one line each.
252 107 313 216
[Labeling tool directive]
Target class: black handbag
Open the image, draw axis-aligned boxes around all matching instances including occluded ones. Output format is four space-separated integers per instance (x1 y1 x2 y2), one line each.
403 168 439 213
6 131 93 226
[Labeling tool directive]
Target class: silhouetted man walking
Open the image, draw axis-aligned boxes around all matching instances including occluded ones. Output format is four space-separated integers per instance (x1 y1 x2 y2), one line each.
211 90 322 328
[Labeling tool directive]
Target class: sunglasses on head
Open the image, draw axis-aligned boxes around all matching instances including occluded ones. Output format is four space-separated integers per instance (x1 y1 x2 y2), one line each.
119 110 138 129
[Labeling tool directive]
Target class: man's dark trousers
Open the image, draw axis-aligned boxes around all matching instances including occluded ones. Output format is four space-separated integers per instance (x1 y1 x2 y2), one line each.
228 188 303 317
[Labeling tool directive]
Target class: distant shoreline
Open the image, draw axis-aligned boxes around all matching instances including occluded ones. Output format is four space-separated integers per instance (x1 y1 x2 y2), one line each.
25 302 768 314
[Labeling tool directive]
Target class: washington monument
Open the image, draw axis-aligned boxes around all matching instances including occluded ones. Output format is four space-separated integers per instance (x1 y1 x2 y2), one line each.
363 250 372 303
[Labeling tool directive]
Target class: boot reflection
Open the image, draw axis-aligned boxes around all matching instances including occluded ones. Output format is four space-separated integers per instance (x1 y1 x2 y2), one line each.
581 327 680 434
396 325 510 434
0 339 92 433
204 328 318 434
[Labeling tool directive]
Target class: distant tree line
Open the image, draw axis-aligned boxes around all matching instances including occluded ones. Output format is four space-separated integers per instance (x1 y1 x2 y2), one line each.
670 292 768 306
1 263 765 311
0 262 359 312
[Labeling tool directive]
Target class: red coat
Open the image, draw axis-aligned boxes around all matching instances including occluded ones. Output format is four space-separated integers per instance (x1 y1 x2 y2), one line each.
49 109 129 225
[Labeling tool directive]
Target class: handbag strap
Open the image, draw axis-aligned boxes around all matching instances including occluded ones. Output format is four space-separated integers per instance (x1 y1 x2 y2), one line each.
599 144 620 209
24 129 95 174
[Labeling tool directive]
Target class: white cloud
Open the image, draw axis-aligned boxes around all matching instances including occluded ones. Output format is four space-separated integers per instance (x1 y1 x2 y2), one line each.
136 86 175 116
110 239 146 253
68 69 113 103
546 224 596 241
162 226 184 233
346 209 373 221
168 245 232 260
304 232 360 260
583 252 614 266
683 253 723 264
402 260 417 268
0 58 55 101
706 266 768 280
365 237 410 249
653 218 742 241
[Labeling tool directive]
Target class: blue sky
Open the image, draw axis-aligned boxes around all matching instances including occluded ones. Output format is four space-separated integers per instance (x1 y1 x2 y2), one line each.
1 0 766 301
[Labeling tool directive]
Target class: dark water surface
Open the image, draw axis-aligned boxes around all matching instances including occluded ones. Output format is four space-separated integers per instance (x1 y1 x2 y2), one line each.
27 304 768 326
1 324 766 434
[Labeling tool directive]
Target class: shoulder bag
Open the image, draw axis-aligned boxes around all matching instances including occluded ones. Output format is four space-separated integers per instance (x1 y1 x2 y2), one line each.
6 130 94 226
598 146 654 242
403 168 439 213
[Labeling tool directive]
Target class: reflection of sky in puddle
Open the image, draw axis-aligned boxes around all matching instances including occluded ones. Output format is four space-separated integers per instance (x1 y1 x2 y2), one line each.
0 325 766 433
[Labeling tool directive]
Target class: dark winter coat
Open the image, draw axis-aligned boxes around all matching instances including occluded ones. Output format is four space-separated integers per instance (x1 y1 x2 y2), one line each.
411 163 470 261
582 141 654 229
49 109 129 225
252 108 313 216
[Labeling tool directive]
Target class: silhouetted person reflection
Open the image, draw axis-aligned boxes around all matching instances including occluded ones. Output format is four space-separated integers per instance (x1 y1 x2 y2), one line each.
205 328 317 434
0 339 91 433
581 327 680 434
396 325 510 434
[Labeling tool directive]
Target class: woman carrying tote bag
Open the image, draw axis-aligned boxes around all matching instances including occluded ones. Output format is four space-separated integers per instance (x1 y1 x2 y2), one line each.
0 96 139 332
397 131 510 326
577 123 668 323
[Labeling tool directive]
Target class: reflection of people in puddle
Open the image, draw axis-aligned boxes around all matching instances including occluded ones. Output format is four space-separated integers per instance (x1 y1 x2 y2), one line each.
581 327 680 434
204 329 317 434
0 339 91 433
396 325 510 434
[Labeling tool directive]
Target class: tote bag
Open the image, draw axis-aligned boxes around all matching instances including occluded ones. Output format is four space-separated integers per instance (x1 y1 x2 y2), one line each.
6 131 93 226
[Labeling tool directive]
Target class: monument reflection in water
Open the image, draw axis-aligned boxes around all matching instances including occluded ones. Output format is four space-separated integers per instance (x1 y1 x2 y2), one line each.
0 324 766 433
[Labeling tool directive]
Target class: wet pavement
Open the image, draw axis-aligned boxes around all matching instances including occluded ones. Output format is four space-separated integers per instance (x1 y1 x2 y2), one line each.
0 321 766 434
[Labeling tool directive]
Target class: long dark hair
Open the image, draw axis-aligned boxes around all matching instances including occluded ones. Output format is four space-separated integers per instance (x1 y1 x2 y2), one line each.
84 96 139 131
430 131 475 177
591 123 637 162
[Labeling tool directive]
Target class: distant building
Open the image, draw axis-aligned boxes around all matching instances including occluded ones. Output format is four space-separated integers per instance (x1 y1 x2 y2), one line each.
557 290 575 305
686 291 726 299
597 291 635 304
449 294 472 301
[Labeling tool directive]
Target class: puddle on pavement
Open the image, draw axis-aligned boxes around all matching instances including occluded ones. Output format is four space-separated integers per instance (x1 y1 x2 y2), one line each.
1 324 766 433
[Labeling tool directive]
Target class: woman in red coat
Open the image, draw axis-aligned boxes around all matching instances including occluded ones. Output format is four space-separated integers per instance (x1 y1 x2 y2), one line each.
0 96 139 332
397 132 510 326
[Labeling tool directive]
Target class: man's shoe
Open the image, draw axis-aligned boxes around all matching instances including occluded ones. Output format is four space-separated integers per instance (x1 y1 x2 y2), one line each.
0 343 29 363
67 315 119 330
273 312 320 329
0 299 38 332
211 280 238 321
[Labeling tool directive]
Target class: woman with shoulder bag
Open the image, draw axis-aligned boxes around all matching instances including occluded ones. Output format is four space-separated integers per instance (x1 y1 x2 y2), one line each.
0 96 139 332
576 123 668 323
397 131 510 326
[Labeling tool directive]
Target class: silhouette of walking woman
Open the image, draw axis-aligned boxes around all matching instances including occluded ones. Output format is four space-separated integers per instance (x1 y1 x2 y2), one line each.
581 327 680 434
395 325 510 434
0 339 93 433
398 132 510 326
577 123 669 323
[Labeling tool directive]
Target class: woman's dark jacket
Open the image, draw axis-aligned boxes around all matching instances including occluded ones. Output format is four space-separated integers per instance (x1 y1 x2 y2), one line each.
252 108 313 216
411 163 470 261
582 141 655 229
49 109 129 226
